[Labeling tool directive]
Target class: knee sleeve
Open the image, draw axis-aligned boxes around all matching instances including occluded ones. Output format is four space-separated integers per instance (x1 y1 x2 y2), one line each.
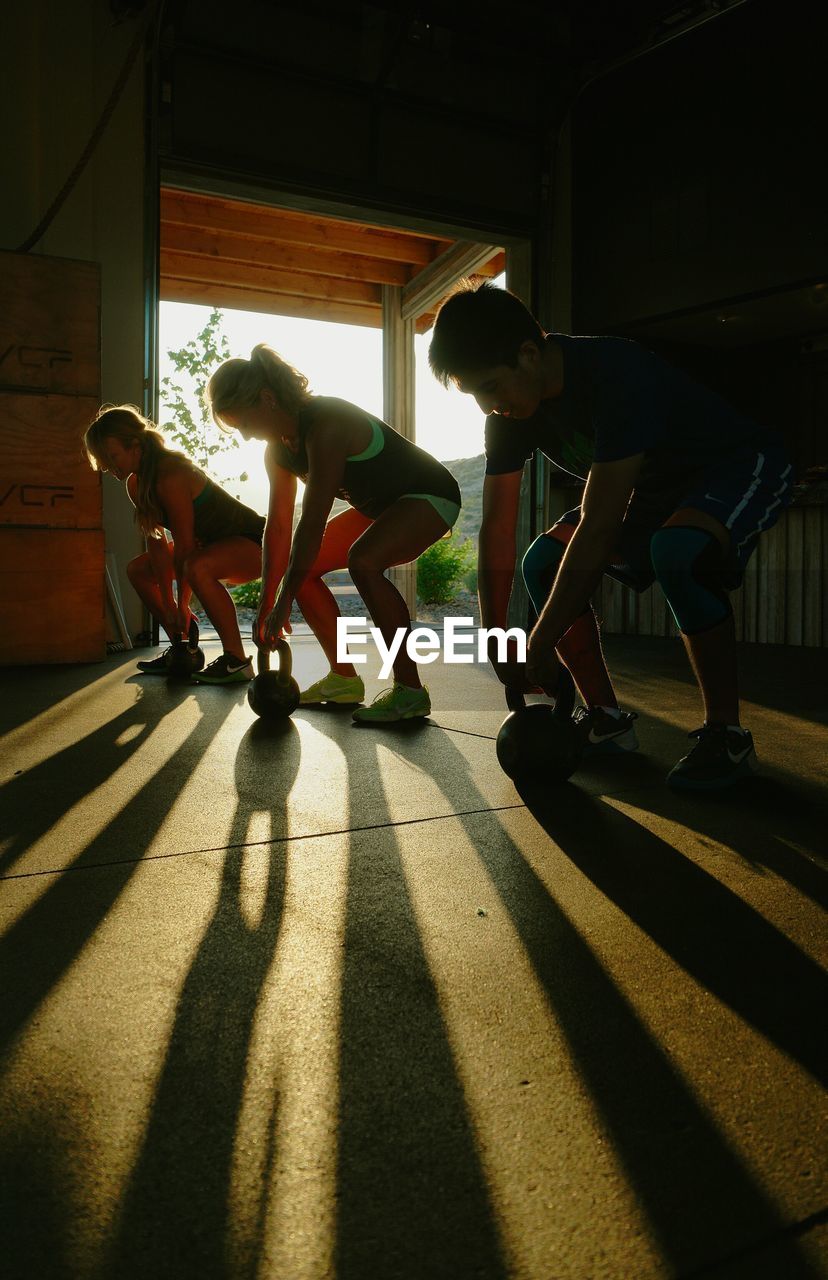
650 526 732 635
521 533 566 617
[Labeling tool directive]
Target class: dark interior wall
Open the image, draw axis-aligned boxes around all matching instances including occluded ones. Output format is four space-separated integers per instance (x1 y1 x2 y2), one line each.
1 0 149 634
652 338 828 483
570 0 828 479
572 0 828 330
160 0 551 237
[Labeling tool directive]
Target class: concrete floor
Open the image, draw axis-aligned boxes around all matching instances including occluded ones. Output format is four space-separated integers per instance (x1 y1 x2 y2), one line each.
0 631 826 1280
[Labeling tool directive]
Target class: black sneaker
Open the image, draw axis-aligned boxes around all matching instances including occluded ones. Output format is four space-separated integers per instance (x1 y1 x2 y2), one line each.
192 652 254 685
136 648 174 675
573 706 639 754
168 617 206 677
136 619 203 675
667 724 755 791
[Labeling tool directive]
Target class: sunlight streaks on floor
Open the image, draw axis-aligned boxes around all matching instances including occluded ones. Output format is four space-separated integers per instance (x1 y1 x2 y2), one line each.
600 795 828 960
396 815 659 1279
0 698 205 913
0 664 139 763
227 835 350 1280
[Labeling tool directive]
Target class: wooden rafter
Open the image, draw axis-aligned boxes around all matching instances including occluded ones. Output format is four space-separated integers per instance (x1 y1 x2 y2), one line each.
161 191 454 264
160 187 504 328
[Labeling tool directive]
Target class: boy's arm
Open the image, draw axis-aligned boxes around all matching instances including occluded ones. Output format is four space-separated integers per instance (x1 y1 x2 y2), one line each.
527 454 643 682
478 470 532 686
478 470 522 628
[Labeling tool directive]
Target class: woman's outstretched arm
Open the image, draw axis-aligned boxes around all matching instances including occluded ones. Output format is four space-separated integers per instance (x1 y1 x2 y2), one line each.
155 470 198 635
257 448 297 645
284 423 348 596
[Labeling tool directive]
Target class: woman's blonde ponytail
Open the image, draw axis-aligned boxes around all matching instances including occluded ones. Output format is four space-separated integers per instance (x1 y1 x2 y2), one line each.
206 344 311 426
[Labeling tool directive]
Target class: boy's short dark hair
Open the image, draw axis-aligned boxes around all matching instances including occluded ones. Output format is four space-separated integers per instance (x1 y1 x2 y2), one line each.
428 280 545 387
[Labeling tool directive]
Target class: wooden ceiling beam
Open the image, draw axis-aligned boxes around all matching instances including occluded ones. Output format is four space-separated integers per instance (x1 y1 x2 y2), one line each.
161 189 453 266
159 189 505 329
478 250 507 277
161 277 383 327
161 252 382 306
161 223 414 287
401 243 505 321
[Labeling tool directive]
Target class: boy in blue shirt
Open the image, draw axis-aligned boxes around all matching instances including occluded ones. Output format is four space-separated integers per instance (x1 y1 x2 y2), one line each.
429 282 793 791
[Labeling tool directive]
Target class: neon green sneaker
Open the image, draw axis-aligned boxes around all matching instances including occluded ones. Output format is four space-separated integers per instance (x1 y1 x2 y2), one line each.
352 683 431 724
300 671 365 706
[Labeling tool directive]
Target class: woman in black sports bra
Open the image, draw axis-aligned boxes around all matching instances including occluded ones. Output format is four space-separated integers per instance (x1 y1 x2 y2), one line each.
207 345 462 723
84 404 264 683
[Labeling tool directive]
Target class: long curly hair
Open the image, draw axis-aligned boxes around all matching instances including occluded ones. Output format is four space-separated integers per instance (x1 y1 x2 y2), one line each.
206 344 312 427
84 404 196 537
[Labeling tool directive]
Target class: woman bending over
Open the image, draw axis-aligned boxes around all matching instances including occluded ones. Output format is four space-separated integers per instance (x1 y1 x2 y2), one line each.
206 345 462 723
84 404 264 683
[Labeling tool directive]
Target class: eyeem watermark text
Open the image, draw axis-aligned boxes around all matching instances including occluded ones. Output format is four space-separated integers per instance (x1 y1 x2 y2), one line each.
336 617 526 680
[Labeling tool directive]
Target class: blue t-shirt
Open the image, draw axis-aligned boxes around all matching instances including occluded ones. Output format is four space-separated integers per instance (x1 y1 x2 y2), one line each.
485 334 780 504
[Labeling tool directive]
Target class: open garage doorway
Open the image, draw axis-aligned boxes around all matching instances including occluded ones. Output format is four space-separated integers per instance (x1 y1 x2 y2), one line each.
155 185 520 627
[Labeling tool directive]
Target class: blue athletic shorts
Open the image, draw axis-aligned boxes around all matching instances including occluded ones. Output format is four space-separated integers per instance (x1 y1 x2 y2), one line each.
553 443 794 591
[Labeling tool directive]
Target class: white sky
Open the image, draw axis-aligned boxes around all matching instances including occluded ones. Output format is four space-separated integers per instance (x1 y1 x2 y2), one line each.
158 292 498 514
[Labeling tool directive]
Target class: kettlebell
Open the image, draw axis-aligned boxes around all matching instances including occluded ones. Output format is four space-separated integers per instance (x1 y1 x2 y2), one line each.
247 637 301 721
495 663 583 785
167 617 206 679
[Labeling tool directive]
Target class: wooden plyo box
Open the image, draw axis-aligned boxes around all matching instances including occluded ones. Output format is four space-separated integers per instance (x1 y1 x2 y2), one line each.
0 251 100 398
0 250 104 663
0 395 102 529
0 528 106 664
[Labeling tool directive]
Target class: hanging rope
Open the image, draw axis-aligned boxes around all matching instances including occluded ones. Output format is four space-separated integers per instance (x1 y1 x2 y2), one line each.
16 0 162 254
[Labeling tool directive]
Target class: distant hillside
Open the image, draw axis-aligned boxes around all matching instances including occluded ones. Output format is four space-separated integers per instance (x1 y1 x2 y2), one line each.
442 454 485 549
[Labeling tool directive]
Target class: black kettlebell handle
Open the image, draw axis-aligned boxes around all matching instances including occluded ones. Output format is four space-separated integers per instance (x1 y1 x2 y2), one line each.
257 636 293 681
505 661 576 720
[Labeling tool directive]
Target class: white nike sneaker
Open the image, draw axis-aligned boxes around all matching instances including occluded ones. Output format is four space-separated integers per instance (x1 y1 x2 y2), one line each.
192 652 254 684
573 706 639 754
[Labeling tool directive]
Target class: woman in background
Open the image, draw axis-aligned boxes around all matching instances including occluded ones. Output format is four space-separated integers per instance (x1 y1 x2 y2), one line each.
84 404 264 683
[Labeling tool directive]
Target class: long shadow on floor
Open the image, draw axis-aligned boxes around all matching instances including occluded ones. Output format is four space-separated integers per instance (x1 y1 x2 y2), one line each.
392 724 823 1279
0 657 136 738
0 695 156 876
517 768 828 1087
0 1126 77 1280
103 720 301 1279
336 717 508 1280
0 692 240 1063
520 775 825 1274
0 694 240 1280
603 633 828 727
577 746 828 917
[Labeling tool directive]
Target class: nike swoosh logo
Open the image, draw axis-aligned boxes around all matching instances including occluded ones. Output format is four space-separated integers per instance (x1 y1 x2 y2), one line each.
704 494 726 503
588 726 628 744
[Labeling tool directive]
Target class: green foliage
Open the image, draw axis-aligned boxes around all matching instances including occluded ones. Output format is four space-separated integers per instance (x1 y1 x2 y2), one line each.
416 536 475 605
461 558 478 594
159 308 245 477
228 578 262 609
